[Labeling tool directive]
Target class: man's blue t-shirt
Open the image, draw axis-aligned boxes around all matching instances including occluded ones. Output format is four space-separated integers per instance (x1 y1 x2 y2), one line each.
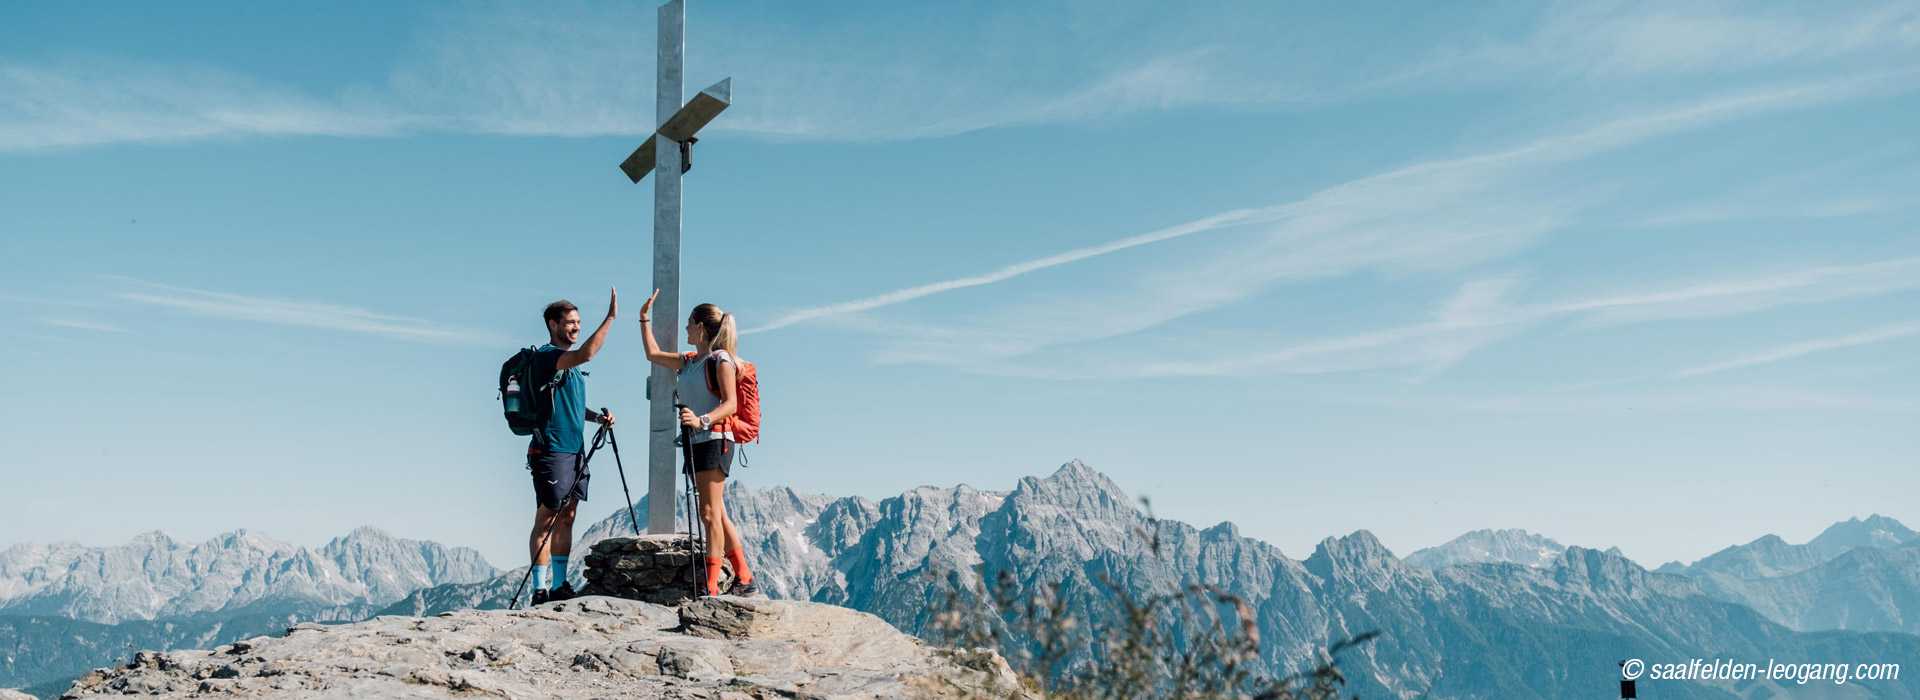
531 344 587 454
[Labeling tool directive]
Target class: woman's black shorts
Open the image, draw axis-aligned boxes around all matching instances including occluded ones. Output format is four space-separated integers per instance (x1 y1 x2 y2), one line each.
685 439 733 478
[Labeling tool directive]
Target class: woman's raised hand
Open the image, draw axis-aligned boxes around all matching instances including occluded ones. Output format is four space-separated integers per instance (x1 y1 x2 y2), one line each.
641 289 659 321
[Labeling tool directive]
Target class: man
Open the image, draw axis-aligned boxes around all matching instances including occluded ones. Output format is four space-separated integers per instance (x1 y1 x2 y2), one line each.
527 288 616 605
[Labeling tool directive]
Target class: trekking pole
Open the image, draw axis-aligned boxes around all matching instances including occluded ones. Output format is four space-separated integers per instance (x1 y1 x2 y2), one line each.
676 402 705 597
509 493 572 610
600 409 640 535
510 424 615 610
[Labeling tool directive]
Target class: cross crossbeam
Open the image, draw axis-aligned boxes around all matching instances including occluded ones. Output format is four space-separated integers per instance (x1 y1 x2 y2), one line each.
618 79 731 183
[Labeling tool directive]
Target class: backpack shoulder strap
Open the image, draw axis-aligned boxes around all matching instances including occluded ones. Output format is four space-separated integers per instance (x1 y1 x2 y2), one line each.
702 351 743 396
705 352 722 396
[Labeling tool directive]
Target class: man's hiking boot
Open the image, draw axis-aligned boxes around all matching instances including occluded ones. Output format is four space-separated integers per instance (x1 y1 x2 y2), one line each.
530 589 551 606
726 579 759 597
550 582 577 602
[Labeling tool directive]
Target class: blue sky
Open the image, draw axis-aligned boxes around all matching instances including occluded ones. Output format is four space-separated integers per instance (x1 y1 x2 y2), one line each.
3 1 1916 569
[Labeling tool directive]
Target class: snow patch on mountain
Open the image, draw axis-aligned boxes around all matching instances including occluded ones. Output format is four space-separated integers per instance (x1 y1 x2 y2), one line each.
1404 528 1569 570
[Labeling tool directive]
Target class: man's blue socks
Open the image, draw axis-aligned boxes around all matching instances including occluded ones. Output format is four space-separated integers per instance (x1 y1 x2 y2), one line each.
550 555 569 590
531 562 551 591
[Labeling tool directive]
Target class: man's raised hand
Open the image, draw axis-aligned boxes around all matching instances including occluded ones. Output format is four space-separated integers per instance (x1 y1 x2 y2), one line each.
606 287 619 319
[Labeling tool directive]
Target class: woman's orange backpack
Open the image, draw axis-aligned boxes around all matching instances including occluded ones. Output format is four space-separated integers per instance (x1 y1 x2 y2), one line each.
685 351 761 443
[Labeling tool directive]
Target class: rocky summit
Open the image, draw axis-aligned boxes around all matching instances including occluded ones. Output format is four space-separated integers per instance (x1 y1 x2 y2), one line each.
57 595 1031 700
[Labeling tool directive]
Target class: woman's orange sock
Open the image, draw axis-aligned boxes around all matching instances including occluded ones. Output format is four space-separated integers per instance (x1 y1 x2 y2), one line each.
726 549 753 585
704 556 724 596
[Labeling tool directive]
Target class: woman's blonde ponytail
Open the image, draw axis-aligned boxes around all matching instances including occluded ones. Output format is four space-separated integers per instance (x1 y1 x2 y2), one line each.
690 303 740 358
712 312 739 358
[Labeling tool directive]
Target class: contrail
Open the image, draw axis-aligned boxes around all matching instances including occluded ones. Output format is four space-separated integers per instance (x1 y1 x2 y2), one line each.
747 206 1287 333
1675 320 1920 378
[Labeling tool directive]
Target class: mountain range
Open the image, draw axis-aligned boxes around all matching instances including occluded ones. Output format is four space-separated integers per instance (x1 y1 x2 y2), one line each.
0 527 493 697
1404 514 1920 638
1651 515 1920 636
6 461 1919 698
0 526 494 624
397 461 1920 698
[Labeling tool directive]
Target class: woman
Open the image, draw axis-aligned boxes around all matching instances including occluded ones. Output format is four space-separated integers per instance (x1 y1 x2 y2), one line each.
639 290 756 597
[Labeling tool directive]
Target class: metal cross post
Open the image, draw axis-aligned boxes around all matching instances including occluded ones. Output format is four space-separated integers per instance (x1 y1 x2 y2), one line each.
618 0 731 535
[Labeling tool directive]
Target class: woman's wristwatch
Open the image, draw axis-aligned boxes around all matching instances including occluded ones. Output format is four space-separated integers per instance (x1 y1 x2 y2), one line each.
698 415 712 431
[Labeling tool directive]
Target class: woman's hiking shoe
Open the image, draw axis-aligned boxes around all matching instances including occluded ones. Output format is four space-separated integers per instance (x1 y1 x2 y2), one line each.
550 583 577 602
726 579 759 597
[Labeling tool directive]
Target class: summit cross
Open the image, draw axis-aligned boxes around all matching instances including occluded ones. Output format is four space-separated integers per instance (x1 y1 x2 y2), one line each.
617 0 732 535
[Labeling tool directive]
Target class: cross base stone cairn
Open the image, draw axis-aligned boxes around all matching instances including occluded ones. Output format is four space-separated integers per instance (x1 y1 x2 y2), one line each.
581 534 734 606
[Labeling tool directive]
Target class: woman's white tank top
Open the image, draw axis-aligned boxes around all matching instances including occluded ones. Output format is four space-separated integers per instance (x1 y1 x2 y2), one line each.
676 349 735 444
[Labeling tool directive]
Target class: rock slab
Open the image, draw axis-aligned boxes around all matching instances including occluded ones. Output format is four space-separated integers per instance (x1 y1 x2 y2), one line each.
59 595 1032 699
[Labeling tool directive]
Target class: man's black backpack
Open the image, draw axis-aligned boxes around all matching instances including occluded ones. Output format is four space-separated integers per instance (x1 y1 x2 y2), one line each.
499 347 562 438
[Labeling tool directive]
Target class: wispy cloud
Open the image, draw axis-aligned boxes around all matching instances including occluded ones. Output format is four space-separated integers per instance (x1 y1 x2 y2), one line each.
3 331 87 347
380 0 1920 141
38 318 131 334
1074 258 1920 380
941 277 1529 380
112 280 502 345
931 255 1917 380
1549 257 1920 326
1395 2 1920 87
1345 386 1920 414
1675 321 1920 378
0 62 410 151
7 2 1915 150
1632 147 1920 227
1639 197 1902 227
0 6 1312 149
762 73 1913 370
0 293 117 311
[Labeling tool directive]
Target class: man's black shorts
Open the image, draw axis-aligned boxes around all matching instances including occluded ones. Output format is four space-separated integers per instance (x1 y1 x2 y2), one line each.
685 439 733 478
529 449 589 510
